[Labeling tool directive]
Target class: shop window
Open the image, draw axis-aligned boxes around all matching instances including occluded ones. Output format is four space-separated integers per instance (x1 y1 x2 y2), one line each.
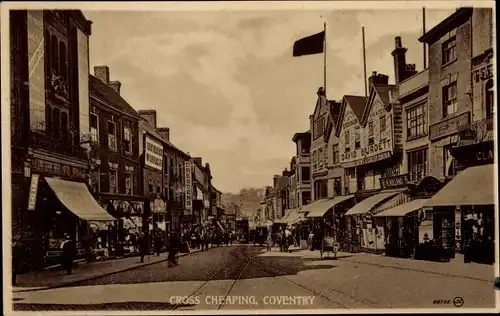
485 79 494 119
125 172 133 195
109 169 118 194
332 144 339 164
442 36 456 65
407 103 427 140
108 121 117 151
354 126 361 149
379 115 386 140
368 121 374 145
442 82 458 118
123 126 132 153
301 167 310 182
408 148 428 182
90 113 99 143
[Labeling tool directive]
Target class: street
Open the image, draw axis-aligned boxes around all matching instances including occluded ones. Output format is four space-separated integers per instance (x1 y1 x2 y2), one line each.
12 245 496 311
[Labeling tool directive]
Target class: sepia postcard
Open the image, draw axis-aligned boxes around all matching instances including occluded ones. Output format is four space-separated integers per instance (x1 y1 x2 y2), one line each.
1 1 498 315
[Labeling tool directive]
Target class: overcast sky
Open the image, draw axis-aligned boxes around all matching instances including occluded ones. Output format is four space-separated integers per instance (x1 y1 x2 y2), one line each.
83 7 456 193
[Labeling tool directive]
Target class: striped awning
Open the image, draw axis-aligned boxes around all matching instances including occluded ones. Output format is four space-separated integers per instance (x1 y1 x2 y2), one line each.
306 195 355 218
345 190 405 216
373 199 429 217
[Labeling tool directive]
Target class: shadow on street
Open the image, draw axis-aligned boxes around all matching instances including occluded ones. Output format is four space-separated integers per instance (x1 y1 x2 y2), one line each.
13 301 194 311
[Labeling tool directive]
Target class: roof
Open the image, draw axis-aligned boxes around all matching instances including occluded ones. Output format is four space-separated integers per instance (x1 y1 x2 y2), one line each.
418 8 473 44
90 75 140 119
373 85 395 106
324 100 341 143
139 119 184 154
292 130 311 142
344 95 367 122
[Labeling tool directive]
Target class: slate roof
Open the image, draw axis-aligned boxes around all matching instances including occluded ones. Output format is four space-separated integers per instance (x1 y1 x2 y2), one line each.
139 120 183 153
89 75 140 119
344 95 368 122
373 84 395 106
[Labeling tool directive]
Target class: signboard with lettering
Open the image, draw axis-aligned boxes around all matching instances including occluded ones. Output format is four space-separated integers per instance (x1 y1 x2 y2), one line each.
27 174 40 210
31 158 87 180
429 112 470 141
145 136 163 171
339 96 393 168
379 174 409 190
184 161 193 214
27 11 46 131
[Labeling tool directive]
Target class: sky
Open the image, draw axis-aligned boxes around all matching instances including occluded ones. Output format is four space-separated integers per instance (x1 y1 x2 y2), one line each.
83 6 457 194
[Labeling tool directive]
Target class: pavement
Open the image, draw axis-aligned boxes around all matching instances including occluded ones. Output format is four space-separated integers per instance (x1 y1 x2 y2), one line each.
12 246 209 292
10 244 497 312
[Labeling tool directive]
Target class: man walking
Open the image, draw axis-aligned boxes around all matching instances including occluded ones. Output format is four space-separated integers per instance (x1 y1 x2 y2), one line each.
138 232 149 263
60 234 75 275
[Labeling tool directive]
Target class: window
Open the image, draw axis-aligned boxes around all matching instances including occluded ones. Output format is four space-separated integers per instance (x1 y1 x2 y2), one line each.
334 177 342 196
354 126 361 149
313 151 317 170
344 130 350 152
123 126 132 153
315 117 325 138
52 108 60 138
368 121 374 145
301 191 311 206
332 144 339 164
485 79 494 119
90 113 99 143
442 82 458 117
442 36 456 65
379 115 387 140
443 145 455 178
324 145 328 163
59 41 68 80
50 35 58 74
408 148 428 182
109 169 117 194
406 103 427 140
108 121 117 150
125 172 133 195
319 148 323 168
91 167 100 193
301 167 310 182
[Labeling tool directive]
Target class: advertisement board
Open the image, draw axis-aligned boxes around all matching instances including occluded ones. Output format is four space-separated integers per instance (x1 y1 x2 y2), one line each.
27 11 46 131
27 174 40 210
184 161 193 214
145 136 163 171
77 29 90 144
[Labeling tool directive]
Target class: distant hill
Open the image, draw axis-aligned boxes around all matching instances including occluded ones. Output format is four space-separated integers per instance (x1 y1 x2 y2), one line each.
222 188 265 220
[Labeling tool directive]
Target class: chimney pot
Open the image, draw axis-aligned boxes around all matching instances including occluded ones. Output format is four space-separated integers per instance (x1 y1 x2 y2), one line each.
395 36 402 49
138 110 157 128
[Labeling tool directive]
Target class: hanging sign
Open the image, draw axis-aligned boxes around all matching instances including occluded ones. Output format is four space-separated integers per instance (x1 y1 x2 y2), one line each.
184 160 193 214
27 174 40 210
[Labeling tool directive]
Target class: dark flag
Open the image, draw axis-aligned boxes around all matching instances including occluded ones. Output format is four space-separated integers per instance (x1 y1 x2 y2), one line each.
293 31 325 57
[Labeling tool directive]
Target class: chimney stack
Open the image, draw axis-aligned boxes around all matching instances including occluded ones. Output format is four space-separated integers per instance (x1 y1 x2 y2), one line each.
368 71 389 88
138 110 157 128
193 157 202 166
94 66 110 84
392 36 409 85
157 127 170 141
108 81 122 95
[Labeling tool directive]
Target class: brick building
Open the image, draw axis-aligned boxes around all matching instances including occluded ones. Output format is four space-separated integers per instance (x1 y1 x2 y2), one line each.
9 10 110 270
292 131 312 207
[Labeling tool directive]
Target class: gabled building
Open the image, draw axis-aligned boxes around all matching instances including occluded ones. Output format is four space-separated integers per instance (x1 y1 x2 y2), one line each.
324 97 343 197
292 131 312 207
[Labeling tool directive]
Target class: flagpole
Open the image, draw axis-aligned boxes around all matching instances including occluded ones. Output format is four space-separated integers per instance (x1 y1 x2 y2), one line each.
362 26 368 98
423 7 427 69
324 21 327 99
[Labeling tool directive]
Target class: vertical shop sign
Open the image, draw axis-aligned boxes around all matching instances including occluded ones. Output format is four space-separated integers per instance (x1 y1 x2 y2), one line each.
184 160 192 215
27 174 40 210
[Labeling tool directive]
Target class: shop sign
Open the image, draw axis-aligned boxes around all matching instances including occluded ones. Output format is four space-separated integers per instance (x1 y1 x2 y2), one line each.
429 112 470 141
476 148 494 162
184 160 192 214
472 63 493 82
145 136 163 171
342 151 392 168
27 174 39 210
31 158 86 180
379 174 409 190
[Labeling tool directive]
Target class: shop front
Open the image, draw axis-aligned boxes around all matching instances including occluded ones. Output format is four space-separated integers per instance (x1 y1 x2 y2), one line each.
425 163 495 264
345 187 408 254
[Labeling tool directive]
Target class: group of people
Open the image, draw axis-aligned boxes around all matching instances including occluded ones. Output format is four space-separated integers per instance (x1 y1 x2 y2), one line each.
180 225 235 251
265 227 294 252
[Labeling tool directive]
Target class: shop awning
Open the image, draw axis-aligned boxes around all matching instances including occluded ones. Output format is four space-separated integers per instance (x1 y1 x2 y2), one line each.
373 199 429 217
345 190 403 216
306 195 355 218
46 178 116 221
285 209 301 225
298 199 328 215
425 164 495 207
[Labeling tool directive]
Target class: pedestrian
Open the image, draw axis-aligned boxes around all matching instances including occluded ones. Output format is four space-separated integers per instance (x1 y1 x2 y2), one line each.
168 231 179 267
138 232 149 263
153 230 162 256
60 234 76 275
12 238 20 285
266 233 273 252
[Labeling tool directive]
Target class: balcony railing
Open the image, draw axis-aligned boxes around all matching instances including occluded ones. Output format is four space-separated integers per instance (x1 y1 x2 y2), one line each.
457 117 494 146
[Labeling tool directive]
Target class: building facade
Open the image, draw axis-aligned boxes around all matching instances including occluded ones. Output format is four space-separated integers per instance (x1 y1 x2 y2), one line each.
324 99 343 197
287 157 298 209
420 8 495 262
310 88 331 201
10 10 103 269
292 131 312 207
